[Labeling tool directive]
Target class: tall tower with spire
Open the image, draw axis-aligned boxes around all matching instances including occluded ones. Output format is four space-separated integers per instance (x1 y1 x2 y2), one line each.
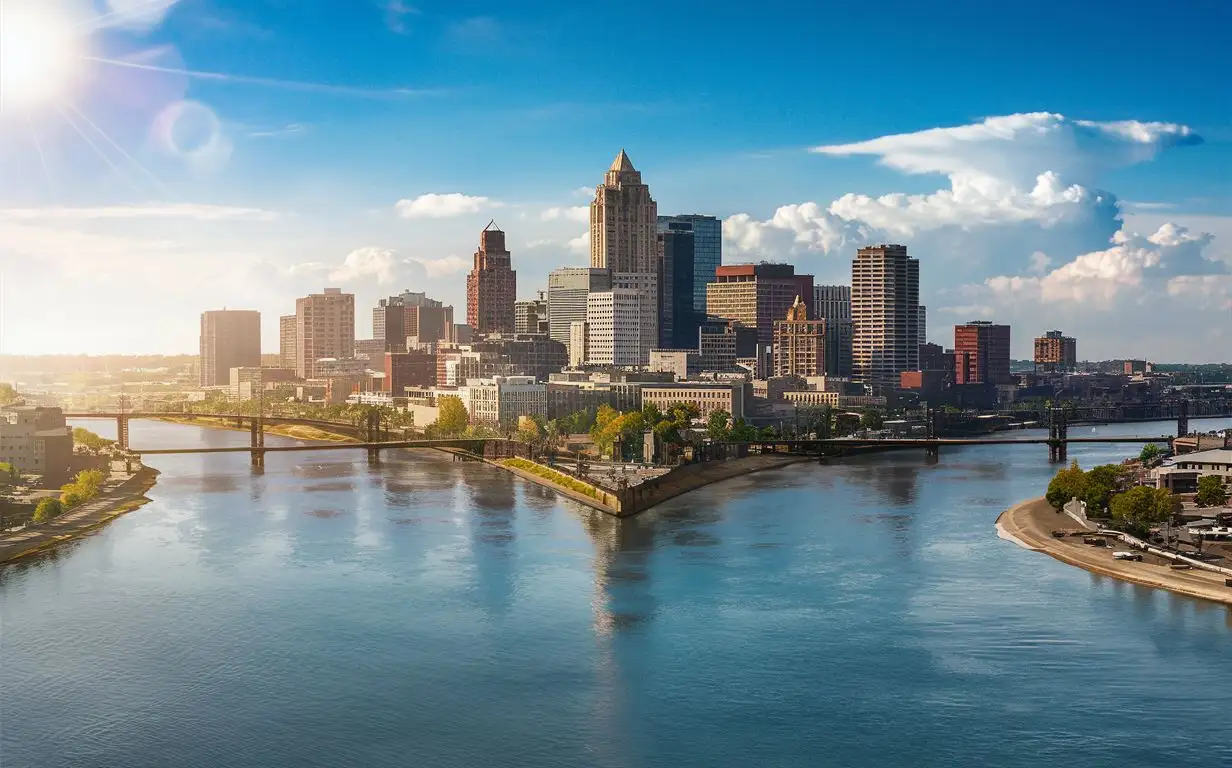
466 221 517 335
588 150 659 364
590 150 658 273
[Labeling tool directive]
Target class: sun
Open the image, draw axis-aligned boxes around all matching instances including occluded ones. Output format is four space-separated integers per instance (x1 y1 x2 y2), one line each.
0 6 80 110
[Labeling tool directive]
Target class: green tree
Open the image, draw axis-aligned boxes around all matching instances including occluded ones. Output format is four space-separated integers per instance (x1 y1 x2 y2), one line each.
1195 475 1229 508
436 396 469 435
1110 486 1180 536
515 415 542 445
0 383 19 405
73 427 116 451
1046 460 1087 510
1139 443 1162 464
730 418 757 442
60 489 85 509
544 419 561 448
0 462 17 487
860 409 884 431
707 410 731 441
33 497 62 523
1082 464 1126 516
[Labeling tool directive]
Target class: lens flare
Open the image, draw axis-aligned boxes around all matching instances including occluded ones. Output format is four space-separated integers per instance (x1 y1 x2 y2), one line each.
0 6 81 109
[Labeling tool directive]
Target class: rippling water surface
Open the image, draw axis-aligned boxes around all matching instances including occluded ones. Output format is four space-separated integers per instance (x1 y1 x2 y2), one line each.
3 419 1231 767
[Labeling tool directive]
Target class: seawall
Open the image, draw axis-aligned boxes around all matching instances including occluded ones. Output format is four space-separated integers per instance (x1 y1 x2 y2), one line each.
996 497 1232 607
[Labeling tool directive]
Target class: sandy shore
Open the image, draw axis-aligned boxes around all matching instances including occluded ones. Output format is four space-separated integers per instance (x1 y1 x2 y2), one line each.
0 467 160 565
997 497 1232 607
156 415 357 442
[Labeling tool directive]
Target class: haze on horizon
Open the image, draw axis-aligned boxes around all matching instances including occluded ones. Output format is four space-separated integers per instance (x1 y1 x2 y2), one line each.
1 0 1229 361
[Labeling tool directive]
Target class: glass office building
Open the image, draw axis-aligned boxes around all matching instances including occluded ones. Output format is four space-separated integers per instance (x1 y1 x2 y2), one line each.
657 214 721 314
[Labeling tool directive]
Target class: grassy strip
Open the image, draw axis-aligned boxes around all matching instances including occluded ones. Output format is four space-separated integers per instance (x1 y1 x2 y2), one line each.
157 416 356 443
500 458 604 501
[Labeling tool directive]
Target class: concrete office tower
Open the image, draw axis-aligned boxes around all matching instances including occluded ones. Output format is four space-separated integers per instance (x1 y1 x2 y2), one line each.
591 150 658 273
705 263 814 345
1034 330 1077 373
773 297 826 378
569 321 588 367
466 222 517 335
586 289 643 367
658 214 722 313
851 244 922 390
813 285 853 379
295 288 355 379
954 321 1011 385
200 310 261 387
613 272 658 364
548 267 612 355
514 294 549 335
279 314 297 370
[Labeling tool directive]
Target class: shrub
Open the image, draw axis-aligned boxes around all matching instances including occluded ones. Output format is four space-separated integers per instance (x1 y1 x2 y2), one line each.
500 458 604 501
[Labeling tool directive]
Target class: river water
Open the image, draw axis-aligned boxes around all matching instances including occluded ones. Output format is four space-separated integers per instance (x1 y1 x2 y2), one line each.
3 419 1231 767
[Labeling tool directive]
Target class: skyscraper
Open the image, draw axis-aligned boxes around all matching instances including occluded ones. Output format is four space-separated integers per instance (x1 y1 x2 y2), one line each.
466 222 517 335
851 244 923 390
658 214 722 313
279 314 297 370
657 228 702 349
705 263 814 345
813 285 854 379
590 150 659 361
514 294 549 335
200 310 261 387
954 321 1011 385
295 288 355 379
1034 330 1077 373
547 267 612 355
586 289 644 367
773 297 826 378
374 291 454 350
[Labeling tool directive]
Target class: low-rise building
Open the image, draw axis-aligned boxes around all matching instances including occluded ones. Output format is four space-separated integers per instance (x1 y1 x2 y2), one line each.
649 349 701 381
384 350 436 393
0 406 73 482
641 382 746 419
1155 448 1232 494
462 376 547 429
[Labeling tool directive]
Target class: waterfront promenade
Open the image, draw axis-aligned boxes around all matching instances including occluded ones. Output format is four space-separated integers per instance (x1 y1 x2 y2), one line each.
997 498 1232 607
0 468 159 565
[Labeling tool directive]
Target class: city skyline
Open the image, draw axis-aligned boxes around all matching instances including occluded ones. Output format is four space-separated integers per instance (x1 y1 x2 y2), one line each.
0 0 1229 360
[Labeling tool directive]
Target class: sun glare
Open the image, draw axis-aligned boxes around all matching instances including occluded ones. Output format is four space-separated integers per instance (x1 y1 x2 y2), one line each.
0 7 79 109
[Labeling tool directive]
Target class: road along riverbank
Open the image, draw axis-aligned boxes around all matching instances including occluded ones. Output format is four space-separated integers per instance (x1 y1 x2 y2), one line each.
0 467 160 565
156 415 357 443
997 497 1232 607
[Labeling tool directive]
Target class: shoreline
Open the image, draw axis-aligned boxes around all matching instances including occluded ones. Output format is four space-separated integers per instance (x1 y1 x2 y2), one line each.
0 466 160 565
155 415 358 443
997 497 1232 608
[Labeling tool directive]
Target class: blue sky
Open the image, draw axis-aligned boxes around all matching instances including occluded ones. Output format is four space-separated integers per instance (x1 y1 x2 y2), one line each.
1 0 1229 359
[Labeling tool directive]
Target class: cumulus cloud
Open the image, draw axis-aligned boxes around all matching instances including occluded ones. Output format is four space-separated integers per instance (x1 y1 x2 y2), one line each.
540 206 589 223
396 193 496 219
984 223 1223 306
408 254 469 277
567 231 590 256
329 247 400 284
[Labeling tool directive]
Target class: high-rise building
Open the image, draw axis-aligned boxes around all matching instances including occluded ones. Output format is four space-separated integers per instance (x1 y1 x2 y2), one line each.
813 285 853 379
466 222 517 335
279 314 297 370
200 310 261 387
374 291 454 350
383 350 436 394
658 228 701 349
613 272 658 364
954 321 1011 385
705 263 814 345
1034 330 1077 373
514 294 549 336
773 296 827 378
295 288 355 379
586 289 644 367
697 317 758 371
658 214 722 313
919 342 956 383
851 245 922 390
569 321 588 367
591 150 658 274
548 267 612 355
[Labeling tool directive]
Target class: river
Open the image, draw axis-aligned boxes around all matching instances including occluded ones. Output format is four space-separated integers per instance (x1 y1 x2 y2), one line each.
2 418 1231 767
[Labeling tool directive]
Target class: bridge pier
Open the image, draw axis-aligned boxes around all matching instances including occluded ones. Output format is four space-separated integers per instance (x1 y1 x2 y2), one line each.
117 415 130 452
1048 408 1068 463
1177 399 1189 438
250 416 265 468
925 443 939 460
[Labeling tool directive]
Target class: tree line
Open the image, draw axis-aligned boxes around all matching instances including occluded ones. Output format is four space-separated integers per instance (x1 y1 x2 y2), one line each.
1046 461 1182 536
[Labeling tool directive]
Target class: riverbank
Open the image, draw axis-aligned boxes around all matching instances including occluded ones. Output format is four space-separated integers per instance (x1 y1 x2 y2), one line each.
0 466 160 565
156 415 357 443
997 498 1232 607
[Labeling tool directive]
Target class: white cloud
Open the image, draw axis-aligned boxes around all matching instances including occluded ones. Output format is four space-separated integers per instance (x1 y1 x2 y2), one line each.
408 254 469 277
329 247 400 284
567 231 590 255
92 0 181 32
540 206 588 223
395 193 496 219
0 204 279 221
1167 275 1232 310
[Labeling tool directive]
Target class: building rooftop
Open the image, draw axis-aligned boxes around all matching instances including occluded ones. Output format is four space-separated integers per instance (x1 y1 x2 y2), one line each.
610 149 635 172
1165 449 1232 466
